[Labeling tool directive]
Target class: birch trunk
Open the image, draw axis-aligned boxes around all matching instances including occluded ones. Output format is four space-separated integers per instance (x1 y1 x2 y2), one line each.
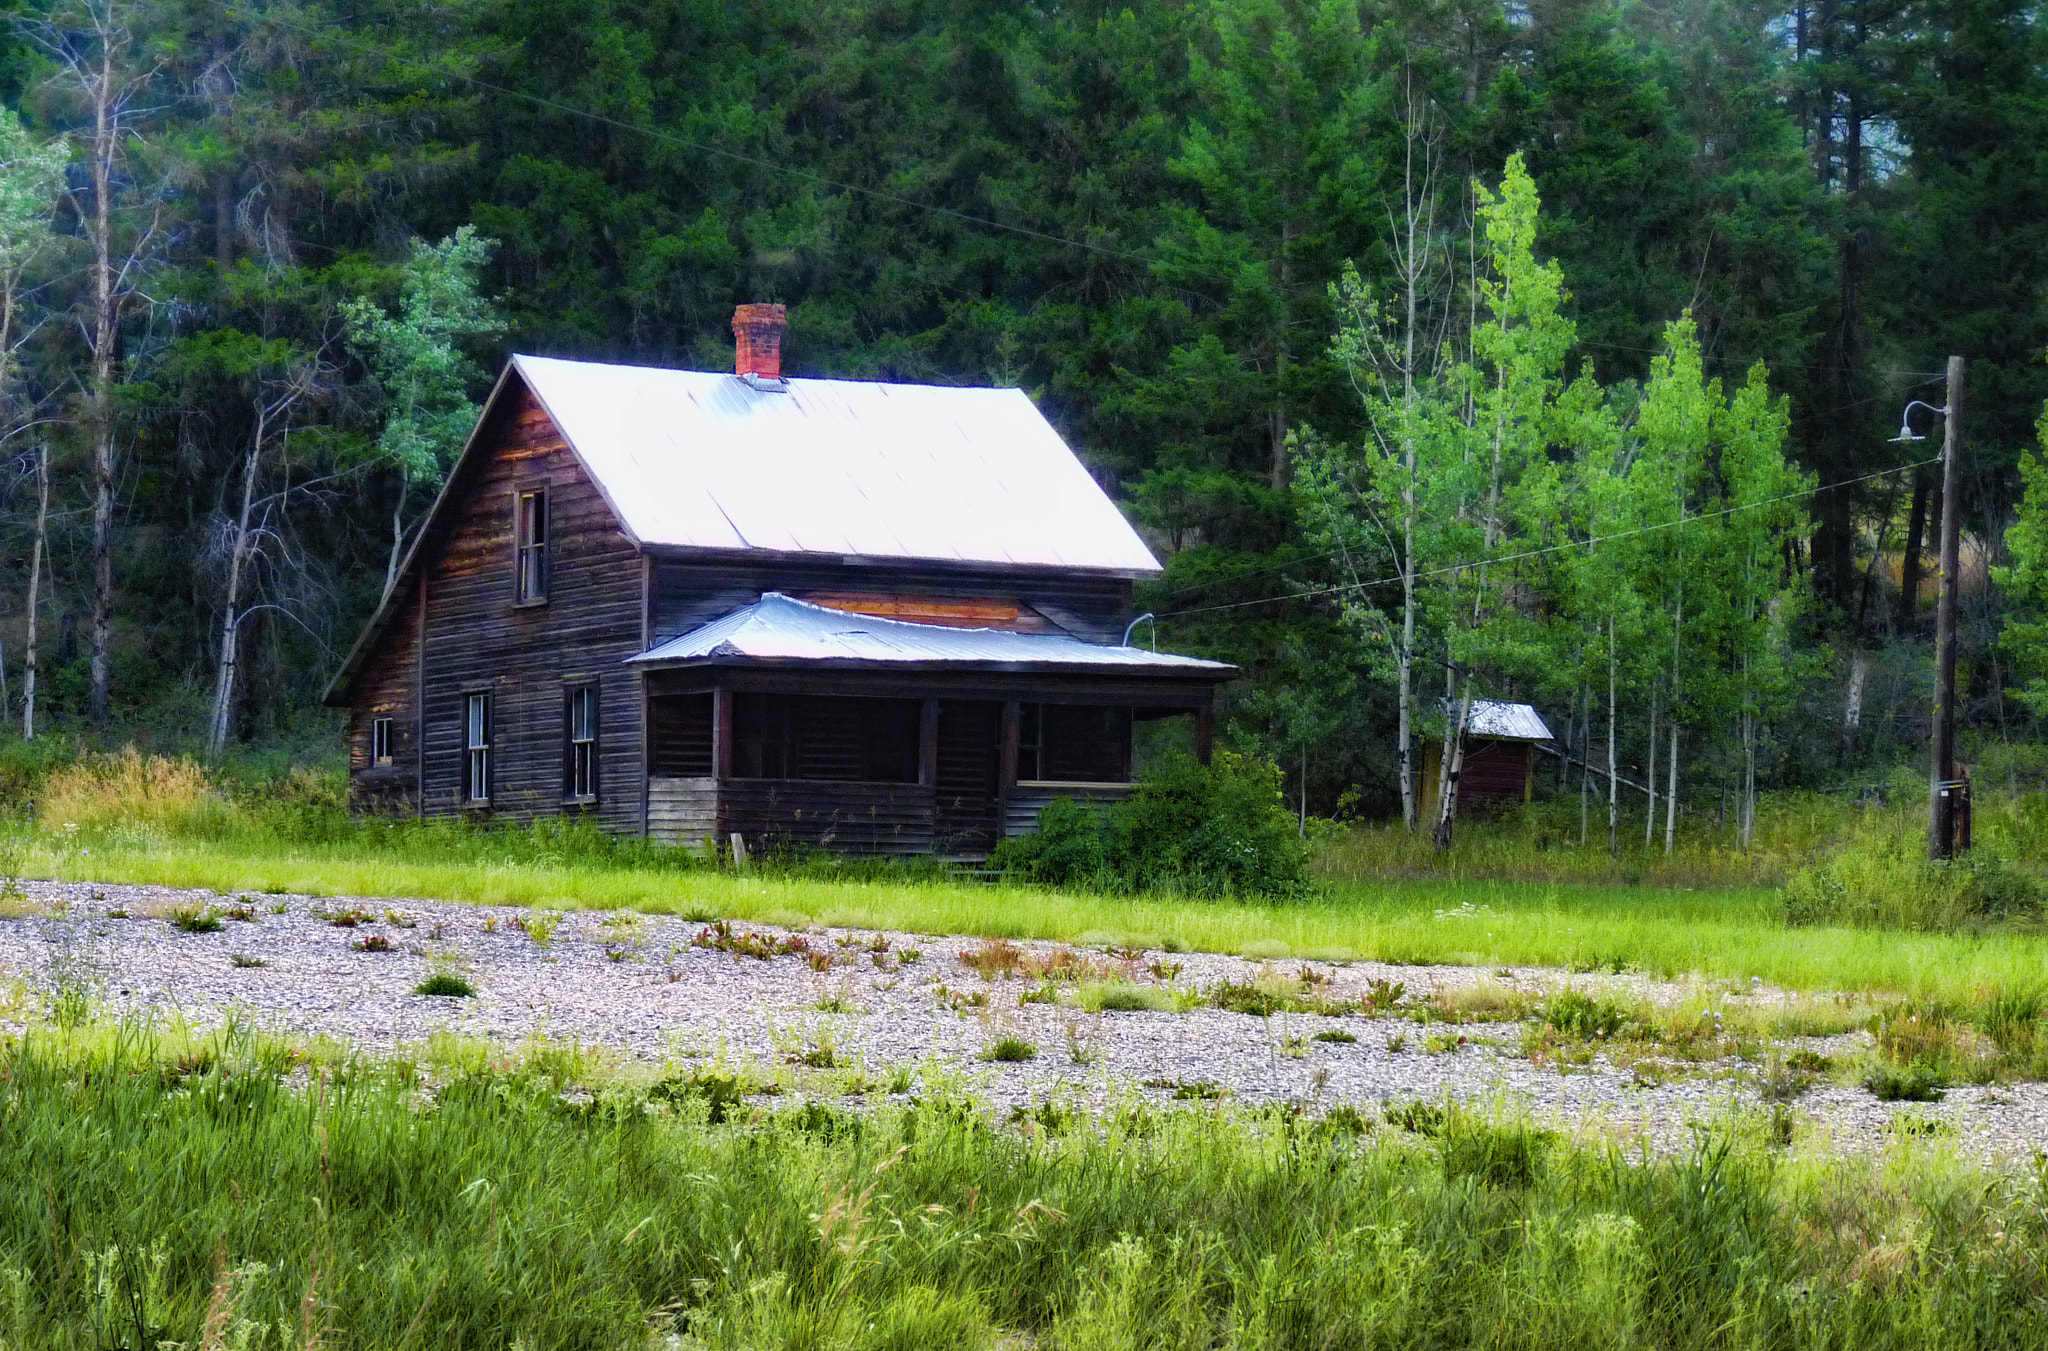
21 443 48 739
1433 677 1475 849
85 29 119 724
1607 616 1619 858
1739 655 1757 853
1644 684 1658 849
1578 683 1590 847
207 407 268 757
385 487 407 599
1664 595 1683 853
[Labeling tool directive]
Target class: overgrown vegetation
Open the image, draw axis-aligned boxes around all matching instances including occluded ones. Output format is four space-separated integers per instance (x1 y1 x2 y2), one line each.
1 1026 2046 1348
990 751 1318 897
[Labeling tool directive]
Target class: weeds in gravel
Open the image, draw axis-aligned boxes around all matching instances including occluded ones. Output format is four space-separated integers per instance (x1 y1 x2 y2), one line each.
1207 971 1359 1018
693 920 811 961
978 1037 1037 1063
1079 980 1171 1014
415 973 474 997
1313 1029 1357 1044
351 934 393 953
317 907 372 928
1142 1077 1226 1100
517 910 561 947
229 954 264 969
384 909 417 928
166 904 221 934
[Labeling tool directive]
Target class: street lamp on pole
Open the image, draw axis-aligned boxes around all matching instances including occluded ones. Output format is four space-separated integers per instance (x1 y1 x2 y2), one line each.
1894 359 1969 860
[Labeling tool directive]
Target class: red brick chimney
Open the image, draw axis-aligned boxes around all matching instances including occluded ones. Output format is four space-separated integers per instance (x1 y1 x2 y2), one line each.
733 303 787 384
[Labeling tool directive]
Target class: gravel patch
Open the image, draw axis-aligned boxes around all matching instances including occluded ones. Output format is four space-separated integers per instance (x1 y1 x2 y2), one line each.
5 878 2046 1165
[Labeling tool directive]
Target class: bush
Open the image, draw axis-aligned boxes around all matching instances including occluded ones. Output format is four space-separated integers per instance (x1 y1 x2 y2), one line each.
414 973 475 997
1784 829 2046 931
991 750 1315 898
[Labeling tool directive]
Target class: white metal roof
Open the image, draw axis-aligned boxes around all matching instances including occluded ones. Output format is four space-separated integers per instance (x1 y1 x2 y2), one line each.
1453 700 1553 741
630 593 1235 674
512 354 1162 574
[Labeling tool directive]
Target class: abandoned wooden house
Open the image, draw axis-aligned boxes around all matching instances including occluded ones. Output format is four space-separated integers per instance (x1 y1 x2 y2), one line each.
324 303 1236 857
1418 700 1555 813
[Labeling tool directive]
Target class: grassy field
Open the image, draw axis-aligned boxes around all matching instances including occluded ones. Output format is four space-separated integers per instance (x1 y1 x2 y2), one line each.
1 1022 2043 1350
7 747 2048 1013
16 830 2048 1012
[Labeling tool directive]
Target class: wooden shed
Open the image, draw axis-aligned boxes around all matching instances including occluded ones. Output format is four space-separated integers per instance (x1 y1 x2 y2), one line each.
1417 700 1555 814
323 305 1236 857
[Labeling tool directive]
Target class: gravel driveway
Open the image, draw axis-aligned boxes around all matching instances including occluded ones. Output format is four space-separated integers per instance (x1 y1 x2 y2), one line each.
5 878 2045 1166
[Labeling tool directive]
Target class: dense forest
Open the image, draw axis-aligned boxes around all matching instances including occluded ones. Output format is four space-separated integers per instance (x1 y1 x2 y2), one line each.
2 0 2047 827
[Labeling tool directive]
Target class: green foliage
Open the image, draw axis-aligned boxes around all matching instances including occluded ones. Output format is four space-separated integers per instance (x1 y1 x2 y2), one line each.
1784 823 2046 931
414 973 474 998
1543 988 1629 1039
976 1037 1036 1063
342 225 506 488
991 751 1315 898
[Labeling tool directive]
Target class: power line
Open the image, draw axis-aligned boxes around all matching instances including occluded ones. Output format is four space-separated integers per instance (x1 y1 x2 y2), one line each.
1158 453 1942 620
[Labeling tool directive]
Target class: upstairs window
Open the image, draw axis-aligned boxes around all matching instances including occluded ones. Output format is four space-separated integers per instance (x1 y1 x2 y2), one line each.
464 692 492 803
565 685 599 802
514 487 548 603
371 717 394 767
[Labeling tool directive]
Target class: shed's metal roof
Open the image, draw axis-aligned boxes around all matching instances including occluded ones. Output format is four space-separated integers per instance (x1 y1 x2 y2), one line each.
1450 700 1553 741
630 593 1235 675
513 355 1161 574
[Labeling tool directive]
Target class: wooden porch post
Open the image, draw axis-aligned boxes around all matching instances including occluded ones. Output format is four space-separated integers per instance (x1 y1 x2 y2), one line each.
712 686 732 779
997 700 1020 839
919 697 940 786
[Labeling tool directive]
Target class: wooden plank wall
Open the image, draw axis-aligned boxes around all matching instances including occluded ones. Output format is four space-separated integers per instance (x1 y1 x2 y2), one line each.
409 384 648 832
346 584 422 814
1003 782 1134 839
650 558 1135 646
648 776 718 847
722 780 935 856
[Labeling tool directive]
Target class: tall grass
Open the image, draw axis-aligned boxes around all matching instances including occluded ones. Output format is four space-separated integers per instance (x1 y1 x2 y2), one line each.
0 1023 2044 1349
10 749 2048 1010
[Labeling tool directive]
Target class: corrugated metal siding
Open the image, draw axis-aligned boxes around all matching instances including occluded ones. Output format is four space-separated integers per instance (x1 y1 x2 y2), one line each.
634 592 1233 673
514 355 1160 573
415 390 647 833
1462 701 1553 741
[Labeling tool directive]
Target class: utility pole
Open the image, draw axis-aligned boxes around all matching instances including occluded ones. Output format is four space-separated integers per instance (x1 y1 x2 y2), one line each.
1929 355 1967 860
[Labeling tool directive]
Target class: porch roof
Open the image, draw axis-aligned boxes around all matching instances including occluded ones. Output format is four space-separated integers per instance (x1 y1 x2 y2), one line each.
629 592 1236 679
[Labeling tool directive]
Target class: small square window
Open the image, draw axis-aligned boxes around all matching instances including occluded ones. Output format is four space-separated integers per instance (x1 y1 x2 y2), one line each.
565 685 599 802
515 487 548 604
371 717 394 767
465 693 492 804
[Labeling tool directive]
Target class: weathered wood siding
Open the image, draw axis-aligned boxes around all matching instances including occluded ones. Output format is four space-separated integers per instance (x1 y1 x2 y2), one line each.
648 776 718 847
722 780 936 856
650 557 1135 646
347 584 422 815
1003 781 1135 838
411 383 647 832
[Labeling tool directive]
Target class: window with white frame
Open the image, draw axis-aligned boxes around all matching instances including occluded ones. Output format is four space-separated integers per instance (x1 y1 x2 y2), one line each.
566 685 598 802
514 486 548 603
371 717 394 767
464 693 492 803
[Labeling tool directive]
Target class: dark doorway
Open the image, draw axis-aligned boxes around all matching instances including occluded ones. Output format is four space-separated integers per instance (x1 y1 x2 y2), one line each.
934 699 1001 855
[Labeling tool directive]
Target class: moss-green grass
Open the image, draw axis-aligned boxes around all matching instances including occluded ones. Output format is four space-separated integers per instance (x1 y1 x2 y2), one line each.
21 834 2048 1006
2 1021 2044 1350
